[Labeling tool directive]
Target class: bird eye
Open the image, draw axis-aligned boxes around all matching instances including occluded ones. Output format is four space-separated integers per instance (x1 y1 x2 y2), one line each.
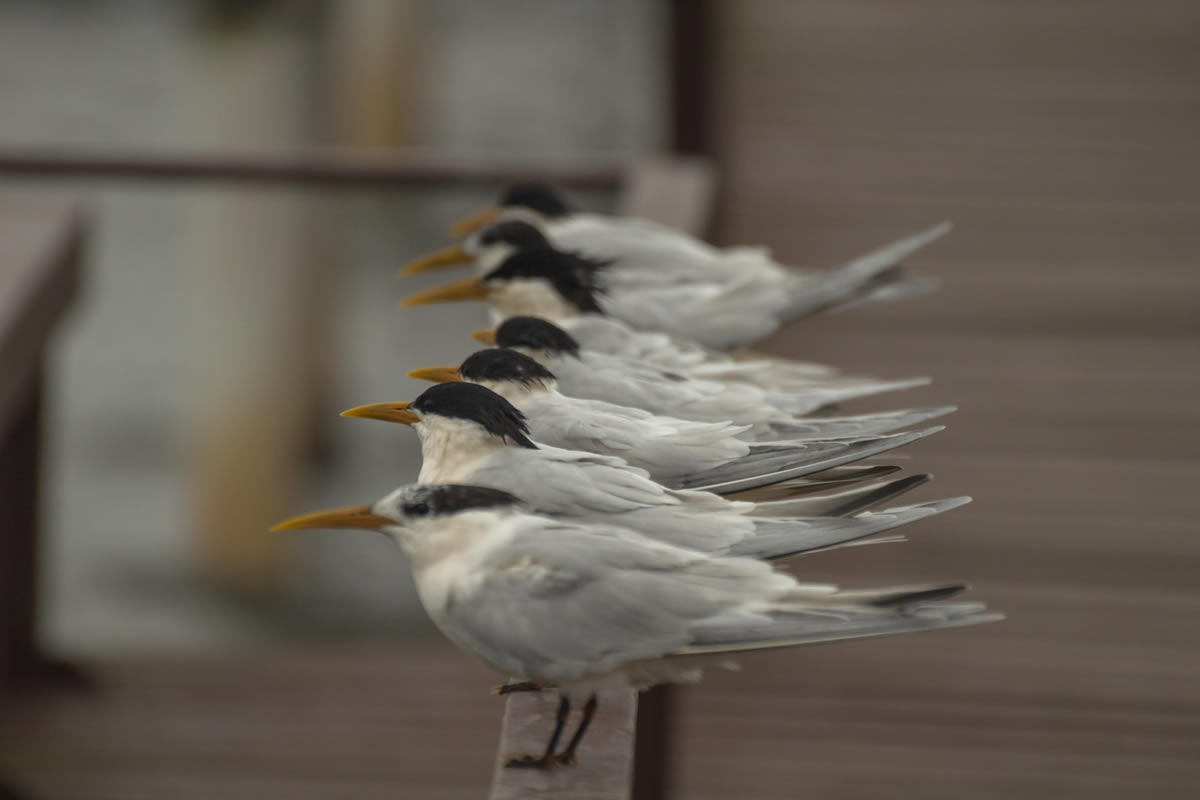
406 502 430 517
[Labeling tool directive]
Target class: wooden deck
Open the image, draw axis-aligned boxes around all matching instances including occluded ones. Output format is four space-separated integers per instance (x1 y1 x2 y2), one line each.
4 2 1200 798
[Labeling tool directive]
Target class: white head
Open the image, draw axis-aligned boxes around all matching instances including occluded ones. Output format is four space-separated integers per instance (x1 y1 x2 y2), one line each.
465 220 555 275
271 483 525 555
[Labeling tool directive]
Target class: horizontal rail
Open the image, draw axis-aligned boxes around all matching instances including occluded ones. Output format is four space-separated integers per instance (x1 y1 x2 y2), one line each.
0 148 624 189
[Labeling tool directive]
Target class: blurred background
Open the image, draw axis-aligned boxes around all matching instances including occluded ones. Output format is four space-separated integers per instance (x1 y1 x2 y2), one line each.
1 0 1198 798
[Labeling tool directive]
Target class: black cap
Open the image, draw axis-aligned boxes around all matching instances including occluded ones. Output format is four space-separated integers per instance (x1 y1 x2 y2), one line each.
390 484 524 519
477 220 552 250
499 182 570 218
409 383 537 449
459 348 557 385
481 247 603 313
494 316 581 357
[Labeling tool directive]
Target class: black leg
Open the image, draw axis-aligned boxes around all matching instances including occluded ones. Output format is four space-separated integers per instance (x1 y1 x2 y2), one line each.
557 693 598 765
505 694 570 769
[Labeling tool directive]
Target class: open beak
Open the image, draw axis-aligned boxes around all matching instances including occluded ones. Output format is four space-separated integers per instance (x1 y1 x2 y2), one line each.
271 504 392 532
471 328 497 346
449 206 499 238
407 366 462 384
397 245 474 278
399 277 490 308
340 401 420 425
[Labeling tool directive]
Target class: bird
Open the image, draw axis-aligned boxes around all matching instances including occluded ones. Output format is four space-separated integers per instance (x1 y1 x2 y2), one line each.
399 246 940 401
402 218 948 350
338 381 969 558
460 315 944 441
442 183 947 320
405 346 947 513
271 482 1001 769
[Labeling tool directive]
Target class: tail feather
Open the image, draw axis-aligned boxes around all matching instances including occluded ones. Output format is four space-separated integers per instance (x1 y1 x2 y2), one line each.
769 377 933 416
731 496 972 560
676 595 1000 657
724 465 902 502
748 473 931 518
686 427 942 495
782 222 952 321
663 439 849 492
829 276 943 314
761 406 956 442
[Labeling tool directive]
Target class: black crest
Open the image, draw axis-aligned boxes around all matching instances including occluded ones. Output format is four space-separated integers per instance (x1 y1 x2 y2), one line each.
494 316 581 357
481 247 604 313
394 484 523 519
459 348 557 386
498 182 571 218
478 220 552 250
410 382 537 449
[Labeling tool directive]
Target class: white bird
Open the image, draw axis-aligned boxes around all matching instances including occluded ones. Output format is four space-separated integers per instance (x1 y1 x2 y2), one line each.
339 382 967 558
464 315 943 441
400 246 939 396
406 347 949 508
271 483 1001 768
438 183 947 326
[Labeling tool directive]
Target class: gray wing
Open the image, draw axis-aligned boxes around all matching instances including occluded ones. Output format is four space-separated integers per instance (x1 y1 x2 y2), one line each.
469 447 679 515
439 521 804 682
469 447 761 552
527 395 750 480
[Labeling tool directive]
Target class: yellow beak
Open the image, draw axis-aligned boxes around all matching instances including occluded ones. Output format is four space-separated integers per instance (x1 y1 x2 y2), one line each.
449 206 499 238
397 245 474 278
471 328 497 346
340 401 420 425
399 277 490 308
406 366 463 384
271 504 392 532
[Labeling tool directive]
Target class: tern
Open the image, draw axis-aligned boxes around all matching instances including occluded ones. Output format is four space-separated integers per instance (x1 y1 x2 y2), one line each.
439 183 947 323
465 315 946 440
272 483 1001 768
406 347 946 511
400 247 937 399
339 382 968 558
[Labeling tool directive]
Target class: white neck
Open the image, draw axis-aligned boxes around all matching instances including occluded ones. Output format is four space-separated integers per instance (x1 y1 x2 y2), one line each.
488 278 581 323
472 242 517 276
415 417 513 483
384 510 502 567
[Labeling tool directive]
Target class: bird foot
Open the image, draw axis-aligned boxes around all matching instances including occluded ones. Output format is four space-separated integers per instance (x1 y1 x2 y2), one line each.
492 681 546 696
503 752 572 769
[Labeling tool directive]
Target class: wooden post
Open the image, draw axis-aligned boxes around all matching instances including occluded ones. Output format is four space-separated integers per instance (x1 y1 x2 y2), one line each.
0 198 85 693
488 156 716 798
